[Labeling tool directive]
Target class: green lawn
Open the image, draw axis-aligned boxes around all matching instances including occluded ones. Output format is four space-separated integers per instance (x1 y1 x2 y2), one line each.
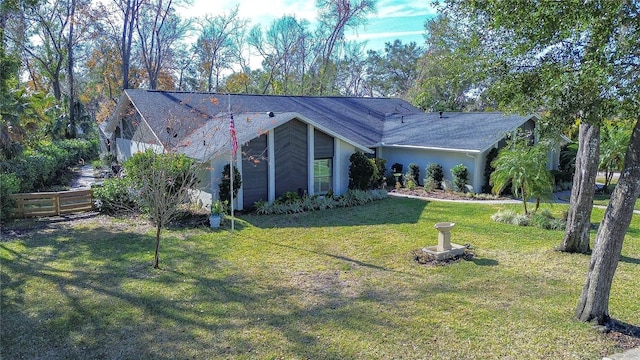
2 198 639 359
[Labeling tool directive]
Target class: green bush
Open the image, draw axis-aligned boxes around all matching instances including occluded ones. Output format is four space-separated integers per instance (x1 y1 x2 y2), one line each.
371 158 387 188
425 163 444 189
125 150 197 196
0 139 98 193
92 177 139 214
56 138 99 163
0 173 20 219
491 208 565 230
254 189 387 215
483 148 499 193
275 191 301 205
219 164 242 204
348 151 375 190
406 163 420 186
451 164 469 192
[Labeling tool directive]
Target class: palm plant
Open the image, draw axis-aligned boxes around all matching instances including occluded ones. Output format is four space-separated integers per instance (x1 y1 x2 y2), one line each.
599 120 632 191
491 139 554 214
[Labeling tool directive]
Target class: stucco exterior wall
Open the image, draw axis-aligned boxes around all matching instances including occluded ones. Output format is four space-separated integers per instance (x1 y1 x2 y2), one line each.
376 147 485 192
335 139 357 195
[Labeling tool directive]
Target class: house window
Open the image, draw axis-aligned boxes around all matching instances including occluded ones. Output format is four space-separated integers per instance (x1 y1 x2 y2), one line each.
314 158 333 194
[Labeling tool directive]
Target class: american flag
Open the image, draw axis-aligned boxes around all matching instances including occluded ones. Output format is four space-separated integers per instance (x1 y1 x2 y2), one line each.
230 113 238 157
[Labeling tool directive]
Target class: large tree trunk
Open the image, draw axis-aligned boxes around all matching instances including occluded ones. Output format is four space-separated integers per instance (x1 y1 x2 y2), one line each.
575 119 640 324
560 122 600 253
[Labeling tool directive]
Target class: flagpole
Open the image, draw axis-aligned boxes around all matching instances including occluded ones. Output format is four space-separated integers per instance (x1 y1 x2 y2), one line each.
228 94 235 231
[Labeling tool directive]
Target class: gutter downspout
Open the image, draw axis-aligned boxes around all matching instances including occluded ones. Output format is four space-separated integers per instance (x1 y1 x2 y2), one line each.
465 152 482 192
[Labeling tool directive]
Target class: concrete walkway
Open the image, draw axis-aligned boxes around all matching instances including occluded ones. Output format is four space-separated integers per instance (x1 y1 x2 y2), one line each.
604 347 640 360
71 164 98 189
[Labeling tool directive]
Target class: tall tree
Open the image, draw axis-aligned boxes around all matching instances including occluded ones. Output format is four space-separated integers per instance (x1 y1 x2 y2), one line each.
443 0 640 325
195 5 247 92
411 13 486 111
334 41 368 96
443 1 620 254
248 15 313 94
315 0 376 94
113 0 144 90
136 0 187 90
366 40 422 98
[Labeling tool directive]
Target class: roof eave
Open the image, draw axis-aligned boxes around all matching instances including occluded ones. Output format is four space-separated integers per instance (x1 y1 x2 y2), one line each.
376 143 482 154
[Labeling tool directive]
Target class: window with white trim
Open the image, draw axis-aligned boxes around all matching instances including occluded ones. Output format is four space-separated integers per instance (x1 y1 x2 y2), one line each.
314 158 333 194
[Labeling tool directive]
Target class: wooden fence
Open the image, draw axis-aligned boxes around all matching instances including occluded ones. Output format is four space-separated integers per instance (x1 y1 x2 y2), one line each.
10 189 94 218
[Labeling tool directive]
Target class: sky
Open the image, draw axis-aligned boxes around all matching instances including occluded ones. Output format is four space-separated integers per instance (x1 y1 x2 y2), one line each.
178 0 438 52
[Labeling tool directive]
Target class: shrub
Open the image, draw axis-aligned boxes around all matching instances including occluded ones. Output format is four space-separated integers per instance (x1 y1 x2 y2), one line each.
92 177 139 214
483 148 499 193
219 164 242 204
253 189 387 215
275 191 301 204
492 208 565 230
425 163 444 189
451 164 468 192
491 209 517 223
348 151 375 190
0 173 20 219
423 177 439 192
407 163 420 186
406 178 416 191
371 158 387 188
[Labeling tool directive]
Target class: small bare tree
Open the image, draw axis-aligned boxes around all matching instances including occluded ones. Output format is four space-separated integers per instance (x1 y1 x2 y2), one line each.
124 149 202 269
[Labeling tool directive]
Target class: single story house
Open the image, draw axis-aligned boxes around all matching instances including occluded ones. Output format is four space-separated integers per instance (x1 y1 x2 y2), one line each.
105 89 562 210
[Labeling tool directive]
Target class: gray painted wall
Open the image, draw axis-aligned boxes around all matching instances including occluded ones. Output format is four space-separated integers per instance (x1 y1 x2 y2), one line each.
275 119 308 197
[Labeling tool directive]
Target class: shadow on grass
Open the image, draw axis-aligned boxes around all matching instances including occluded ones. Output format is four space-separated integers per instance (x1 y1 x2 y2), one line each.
0 222 421 359
608 318 640 339
620 255 640 265
471 258 499 266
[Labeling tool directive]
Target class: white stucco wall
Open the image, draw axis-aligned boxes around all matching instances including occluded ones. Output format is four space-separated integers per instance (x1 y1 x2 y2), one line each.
376 146 485 192
115 138 164 162
334 139 357 195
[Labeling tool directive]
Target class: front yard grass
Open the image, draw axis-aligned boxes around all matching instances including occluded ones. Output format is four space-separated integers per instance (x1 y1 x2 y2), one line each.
2 198 639 359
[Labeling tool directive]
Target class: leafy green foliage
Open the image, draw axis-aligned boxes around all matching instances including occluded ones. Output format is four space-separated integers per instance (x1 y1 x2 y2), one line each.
366 40 423 97
255 189 388 215
92 177 139 214
599 120 633 190
406 163 420 186
490 139 554 214
0 173 19 219
482 148 499 193
124 150 197 204
450 164 468 192
219 164 242 204
425 162 444 189
0 139 98 192
491 209 566 230
348 151 375 190
371 158 387 188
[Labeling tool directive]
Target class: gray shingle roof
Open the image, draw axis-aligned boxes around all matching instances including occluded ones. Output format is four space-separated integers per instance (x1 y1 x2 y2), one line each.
381 112 534 152
117 89 535 159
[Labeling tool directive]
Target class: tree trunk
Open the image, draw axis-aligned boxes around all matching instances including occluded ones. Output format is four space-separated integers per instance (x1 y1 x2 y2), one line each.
66 0 76 139
575 119 640 324
560 122 600 253
153 224 161 269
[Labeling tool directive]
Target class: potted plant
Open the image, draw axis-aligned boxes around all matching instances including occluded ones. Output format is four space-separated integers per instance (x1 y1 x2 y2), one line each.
209 200 227 229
